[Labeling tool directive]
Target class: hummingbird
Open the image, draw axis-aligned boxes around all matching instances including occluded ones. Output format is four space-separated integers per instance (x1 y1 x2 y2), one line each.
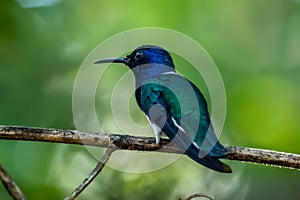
94 45 232 173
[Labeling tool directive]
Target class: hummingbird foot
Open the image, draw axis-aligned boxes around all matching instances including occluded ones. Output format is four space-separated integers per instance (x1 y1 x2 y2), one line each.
154 131 163 145
146 116 162 145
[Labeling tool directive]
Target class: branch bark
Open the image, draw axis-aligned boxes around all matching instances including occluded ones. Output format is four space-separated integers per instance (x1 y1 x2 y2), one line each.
184 193 214 200
0 163 25 200
64 146 116 200
0 126 300 170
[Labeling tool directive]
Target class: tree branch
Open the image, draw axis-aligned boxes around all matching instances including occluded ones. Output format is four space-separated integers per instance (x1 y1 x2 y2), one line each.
64 146 116 200
0 126 300 170
0 163 25 200
184 193 214 200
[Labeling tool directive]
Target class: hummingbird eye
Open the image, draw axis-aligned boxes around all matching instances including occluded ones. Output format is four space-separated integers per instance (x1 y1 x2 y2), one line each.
134 50 143 60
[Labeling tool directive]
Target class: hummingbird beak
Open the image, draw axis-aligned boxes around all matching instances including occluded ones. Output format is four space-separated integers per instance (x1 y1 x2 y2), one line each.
94 57 129 65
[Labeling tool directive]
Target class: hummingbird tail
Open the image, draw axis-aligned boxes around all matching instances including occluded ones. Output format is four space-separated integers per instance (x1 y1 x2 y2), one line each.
199 155 232 173
186 148 232 173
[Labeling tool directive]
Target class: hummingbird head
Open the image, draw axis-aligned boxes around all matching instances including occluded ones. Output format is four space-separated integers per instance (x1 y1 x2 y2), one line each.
94 45 175 69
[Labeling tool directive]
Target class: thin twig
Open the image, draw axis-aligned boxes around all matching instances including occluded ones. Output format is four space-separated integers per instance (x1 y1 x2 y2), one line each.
185 193 215 200
0 164 25 200
64 146 116 200
0 126 300 170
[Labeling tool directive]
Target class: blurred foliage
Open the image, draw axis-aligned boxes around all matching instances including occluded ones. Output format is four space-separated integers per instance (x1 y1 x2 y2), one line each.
1 0 300 199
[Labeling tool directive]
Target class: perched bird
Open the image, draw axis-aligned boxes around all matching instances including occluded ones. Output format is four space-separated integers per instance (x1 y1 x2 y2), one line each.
95 45 232 173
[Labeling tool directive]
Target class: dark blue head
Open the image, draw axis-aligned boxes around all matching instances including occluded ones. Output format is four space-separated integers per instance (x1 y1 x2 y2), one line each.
94 45 175 69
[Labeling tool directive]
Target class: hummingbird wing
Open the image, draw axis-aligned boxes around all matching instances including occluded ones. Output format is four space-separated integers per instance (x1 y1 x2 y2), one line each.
135 73 231 173
182 78 229 158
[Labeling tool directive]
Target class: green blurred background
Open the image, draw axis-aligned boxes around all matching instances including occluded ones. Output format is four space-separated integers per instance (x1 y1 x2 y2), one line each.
1 0 300 199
